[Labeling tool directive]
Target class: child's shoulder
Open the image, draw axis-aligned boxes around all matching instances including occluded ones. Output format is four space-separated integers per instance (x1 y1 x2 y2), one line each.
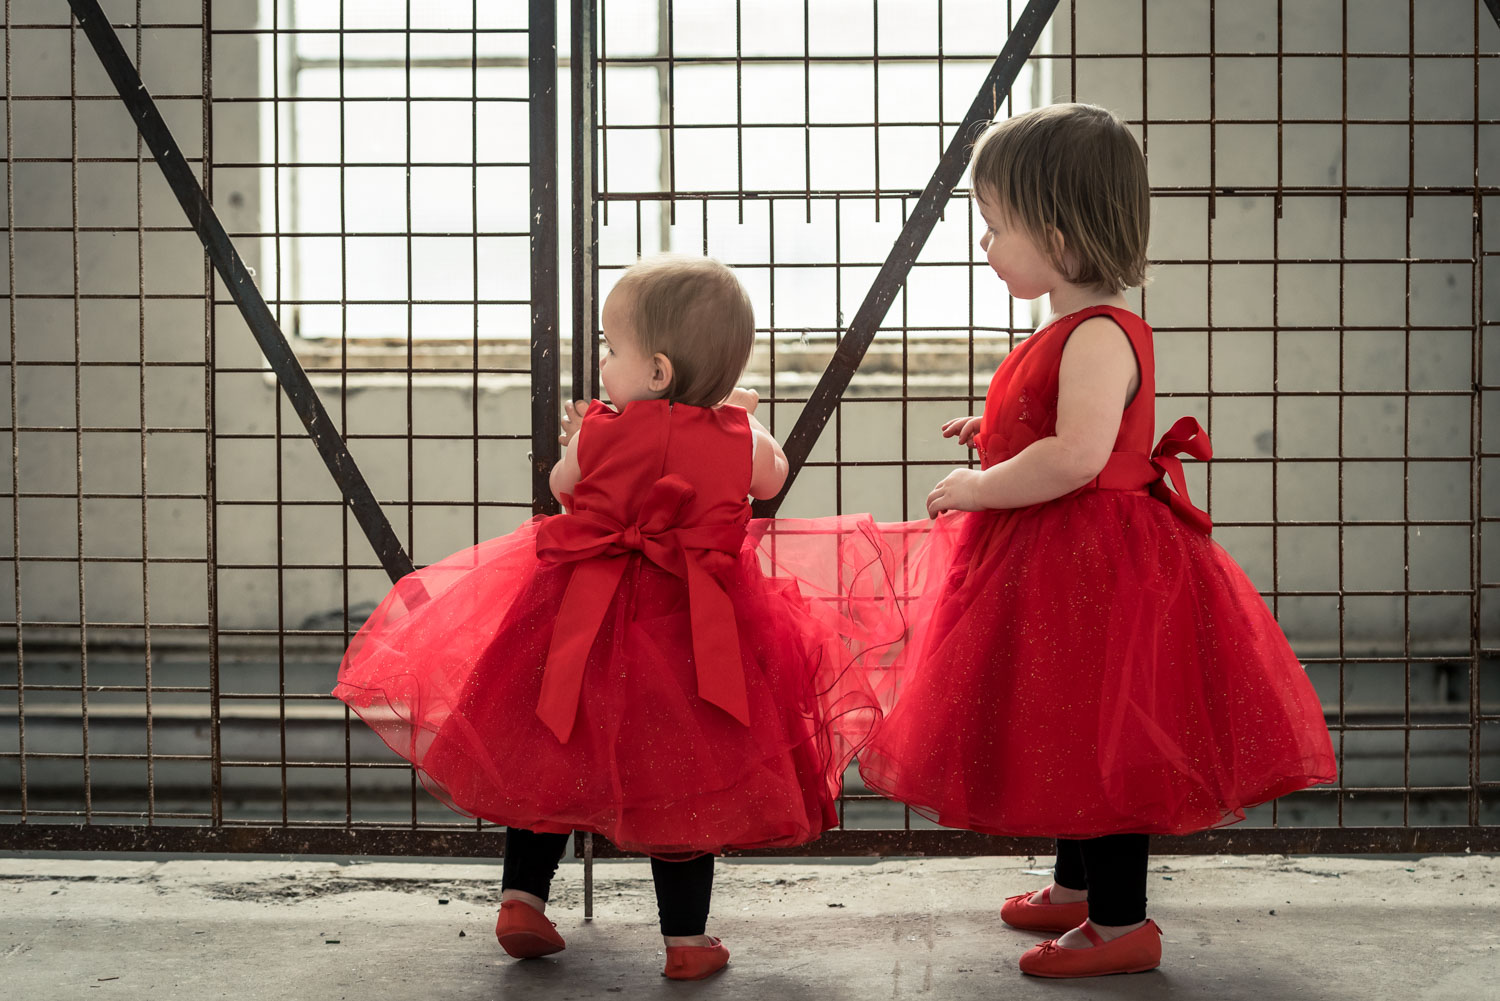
1050 305 1151 355
581 398 750 438
1049 304 1146 334
705 402 752 430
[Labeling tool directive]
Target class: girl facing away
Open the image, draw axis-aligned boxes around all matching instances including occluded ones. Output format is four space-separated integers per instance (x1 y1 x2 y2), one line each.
335 255 890 981
858 103 1338 978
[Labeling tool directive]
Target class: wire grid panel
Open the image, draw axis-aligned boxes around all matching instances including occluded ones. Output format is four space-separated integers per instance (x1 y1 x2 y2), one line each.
1 0 1497 855
0 1 222 830
207 1 547 834
0 0 552 843
588 0 1499 847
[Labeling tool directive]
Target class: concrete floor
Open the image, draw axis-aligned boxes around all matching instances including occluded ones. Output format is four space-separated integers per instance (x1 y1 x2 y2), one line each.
1 853 1495 1000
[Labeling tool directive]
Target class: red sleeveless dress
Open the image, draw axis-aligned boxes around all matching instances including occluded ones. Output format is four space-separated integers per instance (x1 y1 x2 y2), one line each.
334 399 892 857
858 306 1337 838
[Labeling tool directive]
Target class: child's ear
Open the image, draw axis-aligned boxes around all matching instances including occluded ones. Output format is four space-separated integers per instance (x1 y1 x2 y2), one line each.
1048 226 1080 277
1046 225 1067 261
648 353 674 393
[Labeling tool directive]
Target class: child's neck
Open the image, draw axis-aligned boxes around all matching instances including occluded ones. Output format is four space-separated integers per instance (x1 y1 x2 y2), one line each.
1040 284 1129 330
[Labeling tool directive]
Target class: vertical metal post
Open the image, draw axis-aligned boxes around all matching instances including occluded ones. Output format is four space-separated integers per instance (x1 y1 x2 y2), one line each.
202 0 222 829
134 0 155 824
1335 0 1349 828
273 0 290 828
1470 0 1488 826
1401 0 1415 829
340 0 355 827
1269 0 1281 828
572 0 599 405
572 0 599 909
68 4 92 825
531 0 561 514
4 0 22 823
583 831 594 920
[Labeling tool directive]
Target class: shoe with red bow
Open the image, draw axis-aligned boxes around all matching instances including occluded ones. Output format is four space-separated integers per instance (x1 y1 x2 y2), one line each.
1018 919 1162 978
1000 886 1091 933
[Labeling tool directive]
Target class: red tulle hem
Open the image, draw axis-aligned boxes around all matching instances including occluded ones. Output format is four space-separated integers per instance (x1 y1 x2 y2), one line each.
335 514 900 857
857 495 1337 839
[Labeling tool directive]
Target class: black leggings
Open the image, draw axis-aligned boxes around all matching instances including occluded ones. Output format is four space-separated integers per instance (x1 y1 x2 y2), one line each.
1052 834 1150 926
501 827 716 937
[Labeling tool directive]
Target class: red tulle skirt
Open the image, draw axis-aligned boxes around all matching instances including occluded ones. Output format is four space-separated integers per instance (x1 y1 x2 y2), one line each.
334 515 896 857
860 492 1337 838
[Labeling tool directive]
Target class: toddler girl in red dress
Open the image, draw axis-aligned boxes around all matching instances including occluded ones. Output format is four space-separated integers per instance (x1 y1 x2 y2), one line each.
335 255 889 981
858 103 1337 978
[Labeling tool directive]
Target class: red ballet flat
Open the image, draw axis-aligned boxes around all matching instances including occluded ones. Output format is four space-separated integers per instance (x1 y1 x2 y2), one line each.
494 899 566 959
1000 886 1090 933
663 938 730 980
1018 919 1162 978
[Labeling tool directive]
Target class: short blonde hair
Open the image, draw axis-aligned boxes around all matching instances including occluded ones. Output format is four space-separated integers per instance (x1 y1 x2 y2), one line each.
970 103 1150 293
611 254 755 408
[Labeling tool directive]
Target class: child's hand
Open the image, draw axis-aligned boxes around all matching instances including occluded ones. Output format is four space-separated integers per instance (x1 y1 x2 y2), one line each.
926 467 984 519
725 387 760 414
558 400 589 448
941 415 983 448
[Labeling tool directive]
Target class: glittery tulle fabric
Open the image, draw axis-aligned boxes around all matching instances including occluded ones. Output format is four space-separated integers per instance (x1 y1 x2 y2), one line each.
857 307 1337 838
333 400 894 858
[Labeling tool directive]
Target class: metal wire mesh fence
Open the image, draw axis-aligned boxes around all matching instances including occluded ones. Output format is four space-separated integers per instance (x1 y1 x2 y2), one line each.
1 0 1497 857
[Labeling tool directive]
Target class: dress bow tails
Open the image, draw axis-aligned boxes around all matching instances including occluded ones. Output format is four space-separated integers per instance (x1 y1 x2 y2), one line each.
1093 416 1213 534
532 474 752 743
1147 416 1213 534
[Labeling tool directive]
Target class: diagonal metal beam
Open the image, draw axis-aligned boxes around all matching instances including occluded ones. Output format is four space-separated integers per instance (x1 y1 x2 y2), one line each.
65 0 416 583
751 0 1060 517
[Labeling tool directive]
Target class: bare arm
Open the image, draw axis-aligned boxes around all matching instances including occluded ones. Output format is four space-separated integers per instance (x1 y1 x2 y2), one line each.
726 387 789 499
926 316 1139 517
747 419 789 499
548 433 583 510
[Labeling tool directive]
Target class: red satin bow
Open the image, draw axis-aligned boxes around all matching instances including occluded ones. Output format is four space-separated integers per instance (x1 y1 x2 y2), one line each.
1093 416 1213 534
532 474 750 743
1146 416 1213 534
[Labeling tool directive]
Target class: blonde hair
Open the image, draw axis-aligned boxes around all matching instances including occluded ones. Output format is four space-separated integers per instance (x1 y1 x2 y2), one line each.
969 103 1150 293
611 254 755 408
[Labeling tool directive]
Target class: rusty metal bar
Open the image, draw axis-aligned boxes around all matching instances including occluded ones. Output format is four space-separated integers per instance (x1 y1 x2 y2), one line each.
271 0 288 829
1402 1 1414 829
530 0 561 515
1269 0 1282 830
4 0 21 824
581 826 1500 858
1472 0 1489 827
572 0 599 404
2 823 1496 858
134 0 154 824
68 2 92 825
202 0 220 831
1335 0 1349 828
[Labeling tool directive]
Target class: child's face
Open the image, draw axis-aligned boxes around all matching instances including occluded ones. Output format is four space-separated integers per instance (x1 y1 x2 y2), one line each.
599 287 666 406
975 191 1066 302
